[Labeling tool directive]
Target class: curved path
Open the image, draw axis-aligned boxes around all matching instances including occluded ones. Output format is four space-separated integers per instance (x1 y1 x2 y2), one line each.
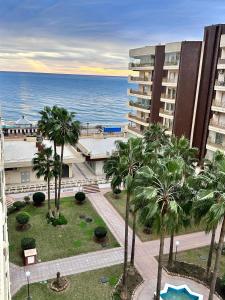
10 189 221 299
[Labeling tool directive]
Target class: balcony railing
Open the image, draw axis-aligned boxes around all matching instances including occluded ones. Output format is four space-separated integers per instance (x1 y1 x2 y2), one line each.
159 108 174 116
215 80 225 87
164 60 179 66
209 119 225 129
161 93 176 100
127 125 144 135
128 113 150 124
207 139 225 151
212 99 225 108
162 78 178 84
129 75 151 82
129 89 152 97
218 58 225 64
129 62 154 68
129 101 150 110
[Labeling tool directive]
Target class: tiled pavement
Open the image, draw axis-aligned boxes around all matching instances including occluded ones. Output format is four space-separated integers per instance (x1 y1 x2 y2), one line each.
10 189 221 299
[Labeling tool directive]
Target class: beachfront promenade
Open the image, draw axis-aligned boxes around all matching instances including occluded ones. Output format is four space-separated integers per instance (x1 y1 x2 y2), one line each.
9 188 221 299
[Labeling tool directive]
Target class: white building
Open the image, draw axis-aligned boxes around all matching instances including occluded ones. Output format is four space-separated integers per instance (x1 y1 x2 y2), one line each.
0 120 11 300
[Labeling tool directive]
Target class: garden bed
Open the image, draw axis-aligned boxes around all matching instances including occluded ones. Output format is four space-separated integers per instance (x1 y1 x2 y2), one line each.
12 265 123 300
8 196 119 265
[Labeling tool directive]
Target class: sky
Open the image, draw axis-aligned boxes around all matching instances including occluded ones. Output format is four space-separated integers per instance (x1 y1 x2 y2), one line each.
0 0 225 76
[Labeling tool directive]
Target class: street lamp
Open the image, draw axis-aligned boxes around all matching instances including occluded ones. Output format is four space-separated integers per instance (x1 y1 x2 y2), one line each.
175 241 180 262
25 271 32 300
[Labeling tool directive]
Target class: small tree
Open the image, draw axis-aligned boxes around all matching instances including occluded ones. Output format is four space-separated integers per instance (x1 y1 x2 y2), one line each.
21 237 36 250
16 212 30 229
75 192 86 204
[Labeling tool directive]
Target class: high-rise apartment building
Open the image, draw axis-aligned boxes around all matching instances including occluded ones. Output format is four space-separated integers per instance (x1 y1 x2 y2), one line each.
0 119 11 300
127 24 225 160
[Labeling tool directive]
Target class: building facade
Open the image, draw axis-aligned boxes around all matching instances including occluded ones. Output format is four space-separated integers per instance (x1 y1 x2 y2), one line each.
127 24 225 160
0 120 11 300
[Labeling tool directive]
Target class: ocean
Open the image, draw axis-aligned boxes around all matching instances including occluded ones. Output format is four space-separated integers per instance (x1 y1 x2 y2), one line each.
0 71 130 125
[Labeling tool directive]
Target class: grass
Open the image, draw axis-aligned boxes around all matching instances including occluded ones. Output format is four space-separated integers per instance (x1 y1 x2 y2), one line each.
105 191 205 242
8 197 119 266
12 265 122 300
163 245 225 277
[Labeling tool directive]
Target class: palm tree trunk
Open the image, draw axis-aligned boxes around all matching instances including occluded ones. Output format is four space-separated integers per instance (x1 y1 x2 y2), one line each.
57 142 64 215
208 217 225 300
168 232 174 268
156 226 165 300
47 178 53 218
54 142 58 210
121 191 130 300
130 210 137 269
205 227 216 280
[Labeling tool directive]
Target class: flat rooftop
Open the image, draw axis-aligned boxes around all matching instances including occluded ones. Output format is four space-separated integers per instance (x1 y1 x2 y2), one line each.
4 139 84 168
77 137 128 159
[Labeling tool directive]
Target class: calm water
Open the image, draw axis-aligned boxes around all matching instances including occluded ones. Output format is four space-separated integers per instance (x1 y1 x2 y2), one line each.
0 71 130 124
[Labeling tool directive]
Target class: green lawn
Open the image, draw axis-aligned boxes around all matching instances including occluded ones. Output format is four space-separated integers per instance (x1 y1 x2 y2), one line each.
105 191 205 242
13 265 122 300
163 246 225 277
8 197 119 266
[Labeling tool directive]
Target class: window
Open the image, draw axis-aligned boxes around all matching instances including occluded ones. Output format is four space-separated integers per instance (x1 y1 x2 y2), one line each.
21 171 30 183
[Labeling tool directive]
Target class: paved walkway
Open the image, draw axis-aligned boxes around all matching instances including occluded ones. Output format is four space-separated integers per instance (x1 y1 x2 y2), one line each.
10 189 221 299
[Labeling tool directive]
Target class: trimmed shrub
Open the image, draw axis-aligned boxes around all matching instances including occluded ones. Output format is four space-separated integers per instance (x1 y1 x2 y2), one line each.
13 201 26 211
75 192 86 204
94 226 107 241
113 188 121 195
16 212 30 227
21 237 36 251
24 196 31 205
33 192 45 206
48 214 68 226
7 206 17 215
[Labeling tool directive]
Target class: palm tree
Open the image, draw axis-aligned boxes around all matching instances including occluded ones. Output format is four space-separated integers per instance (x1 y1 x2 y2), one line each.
134 158 184 300
164 135 198 267
32 146 58 217
38 106 59 209
193 151 225 300
104 137 144 300
44 106 80 214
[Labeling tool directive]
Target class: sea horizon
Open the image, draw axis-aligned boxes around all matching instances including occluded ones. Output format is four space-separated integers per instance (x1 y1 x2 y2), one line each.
0 71 131 125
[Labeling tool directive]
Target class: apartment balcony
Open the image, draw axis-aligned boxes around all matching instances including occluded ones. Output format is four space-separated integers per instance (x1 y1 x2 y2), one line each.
127 88 152 100
128 62 154 70
159 108 174 120
214 80 225 91
127 125 144 137
127 113 150 127
209 119 225 135
206 139 225 153
128 100 150 113
128 75 152 85
211 99 225 113
217 58 225 69
163 60 180 70
161 78 178 87
160 93 176 103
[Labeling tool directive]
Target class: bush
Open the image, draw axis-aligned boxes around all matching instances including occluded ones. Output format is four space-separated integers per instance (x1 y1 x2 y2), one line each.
48 214 68 226
7 206 17 215
13 201 26 211
113 188 121 195
94 226 107 240
75 192 86 204
33 192 45 206
24 196 30 205
21 237 36 251
16 212 30 226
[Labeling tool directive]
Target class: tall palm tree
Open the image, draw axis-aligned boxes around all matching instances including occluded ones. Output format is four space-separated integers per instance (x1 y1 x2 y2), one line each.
38 106 59 209
104 137 144 300
134 158 184 300
194 151 225 300
46 107 80 214
32 146 57 217
164 135 198 267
